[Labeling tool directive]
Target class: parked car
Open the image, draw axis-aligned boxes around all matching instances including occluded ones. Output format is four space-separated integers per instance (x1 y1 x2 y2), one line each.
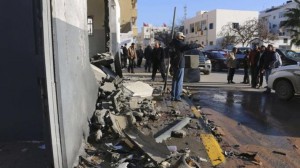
184 49 212 75
235 47 251 69
206 49 229 57
204 51 228 71
276 49 300 66
268 64 300 100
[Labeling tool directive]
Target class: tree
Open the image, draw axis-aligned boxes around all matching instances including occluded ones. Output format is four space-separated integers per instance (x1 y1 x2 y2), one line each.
219 18 278 47
281 0 300 46
218 33 237 49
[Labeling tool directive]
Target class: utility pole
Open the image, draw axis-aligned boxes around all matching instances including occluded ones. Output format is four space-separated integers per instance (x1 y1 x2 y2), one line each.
184 5 187 20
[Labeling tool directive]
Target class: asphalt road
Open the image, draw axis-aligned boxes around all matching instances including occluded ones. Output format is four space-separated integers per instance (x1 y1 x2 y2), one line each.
191 71 300 168
123 66 300 167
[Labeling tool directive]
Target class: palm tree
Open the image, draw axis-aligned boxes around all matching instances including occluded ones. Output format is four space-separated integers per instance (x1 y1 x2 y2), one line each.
281 0 300 46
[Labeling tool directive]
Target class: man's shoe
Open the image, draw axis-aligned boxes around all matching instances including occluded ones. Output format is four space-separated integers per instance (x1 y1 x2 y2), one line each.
230 81 235 84
227 81 230 84
175 99 182 102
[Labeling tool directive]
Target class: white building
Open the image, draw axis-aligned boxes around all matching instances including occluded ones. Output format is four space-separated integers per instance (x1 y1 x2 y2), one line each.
259 0 300 51
184 9 259 50
138 24 170 48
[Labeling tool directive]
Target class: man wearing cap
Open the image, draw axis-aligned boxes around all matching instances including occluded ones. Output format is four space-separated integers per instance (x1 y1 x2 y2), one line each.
169 32 203 101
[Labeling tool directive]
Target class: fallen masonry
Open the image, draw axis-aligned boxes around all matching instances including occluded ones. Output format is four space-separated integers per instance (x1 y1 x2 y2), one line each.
76 65 213 168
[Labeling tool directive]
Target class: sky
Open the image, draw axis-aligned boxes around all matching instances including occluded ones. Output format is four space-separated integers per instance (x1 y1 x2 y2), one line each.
137 0 288 30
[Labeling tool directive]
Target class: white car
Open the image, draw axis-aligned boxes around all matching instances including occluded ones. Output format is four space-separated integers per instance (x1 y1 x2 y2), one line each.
268 63 300 100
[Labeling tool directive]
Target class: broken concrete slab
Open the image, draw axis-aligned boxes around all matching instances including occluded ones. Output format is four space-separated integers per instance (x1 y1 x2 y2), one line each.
123 81 154 98
91 64 106 83
109 113 129 137
155 117 191 143
171 130 186 138
124 127 170 164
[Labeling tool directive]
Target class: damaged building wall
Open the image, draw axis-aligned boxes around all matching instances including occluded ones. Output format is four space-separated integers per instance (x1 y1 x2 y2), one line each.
87 0 106 57
51 0 98 167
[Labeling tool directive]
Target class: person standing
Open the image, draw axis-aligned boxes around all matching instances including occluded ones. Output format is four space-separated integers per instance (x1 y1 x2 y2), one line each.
249 46 260 88
241 50 250 84
144 44 153 72
136 46 144 67
256 45 266 88
260 44 276 93
151 42 166 81
227 47 237 84
122 43 128 68
127 43 137 73
169 32 202 101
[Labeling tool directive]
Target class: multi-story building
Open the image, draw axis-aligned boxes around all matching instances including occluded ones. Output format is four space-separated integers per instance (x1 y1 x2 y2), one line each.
139 24 170 48
119 0 138 45
259 0 300 50
184 9 259 50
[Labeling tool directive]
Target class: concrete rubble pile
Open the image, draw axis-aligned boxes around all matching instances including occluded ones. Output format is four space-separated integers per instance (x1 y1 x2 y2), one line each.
76 65 204 168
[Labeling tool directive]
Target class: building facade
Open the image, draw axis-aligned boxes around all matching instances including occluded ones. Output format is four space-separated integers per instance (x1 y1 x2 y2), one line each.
259 0 300 50
119 0 138 45
138 24 170 48
184 9 259 50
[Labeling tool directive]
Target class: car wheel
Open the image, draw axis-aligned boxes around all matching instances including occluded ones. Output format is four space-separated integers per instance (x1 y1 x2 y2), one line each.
215 63 221 72
204 70 210 75
275 80 295 100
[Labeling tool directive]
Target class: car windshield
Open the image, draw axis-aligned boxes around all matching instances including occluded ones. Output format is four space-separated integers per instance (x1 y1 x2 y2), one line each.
212 53 225 59
283 50 300 61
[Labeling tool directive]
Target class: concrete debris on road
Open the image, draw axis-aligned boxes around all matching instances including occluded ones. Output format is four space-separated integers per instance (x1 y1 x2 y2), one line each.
76 65 215 168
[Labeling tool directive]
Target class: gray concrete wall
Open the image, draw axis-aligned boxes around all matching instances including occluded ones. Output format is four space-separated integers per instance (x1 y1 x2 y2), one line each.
0 0 45 141
51 0 98 167
87 0 106 57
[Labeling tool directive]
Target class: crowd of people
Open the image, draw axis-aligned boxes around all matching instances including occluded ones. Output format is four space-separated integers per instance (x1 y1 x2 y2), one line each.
120 34 280 100
120 32 202 101
120 42 167 81
226 44 282 93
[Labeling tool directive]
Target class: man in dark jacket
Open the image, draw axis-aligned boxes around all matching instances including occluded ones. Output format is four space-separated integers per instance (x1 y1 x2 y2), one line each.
260 44 276 93
136 46 144 67
249 45 260 88
151 42 166 81
122 43 128 68
256 45 266 88
169 32 202 101
144 45 153 72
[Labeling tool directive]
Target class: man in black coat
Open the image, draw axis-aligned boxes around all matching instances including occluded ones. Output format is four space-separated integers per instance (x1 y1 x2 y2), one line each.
136 46 144 67
151 42 166 81
122 43 128 68
144 45 153 72
260 44 276 93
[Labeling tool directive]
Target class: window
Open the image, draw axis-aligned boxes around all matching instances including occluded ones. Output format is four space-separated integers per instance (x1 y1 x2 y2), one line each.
284 38 288 43
209 41 213 45
195 21 201 31
87 16 93 36
190 23 195 33
279 12 285 18
232 23 239 29
209 23 214 29
200 20 207 30
186 29 188 34
273 16 276 19
272 24 277 28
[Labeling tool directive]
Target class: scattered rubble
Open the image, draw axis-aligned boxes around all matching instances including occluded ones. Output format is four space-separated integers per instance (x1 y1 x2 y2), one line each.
76 66 213 168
